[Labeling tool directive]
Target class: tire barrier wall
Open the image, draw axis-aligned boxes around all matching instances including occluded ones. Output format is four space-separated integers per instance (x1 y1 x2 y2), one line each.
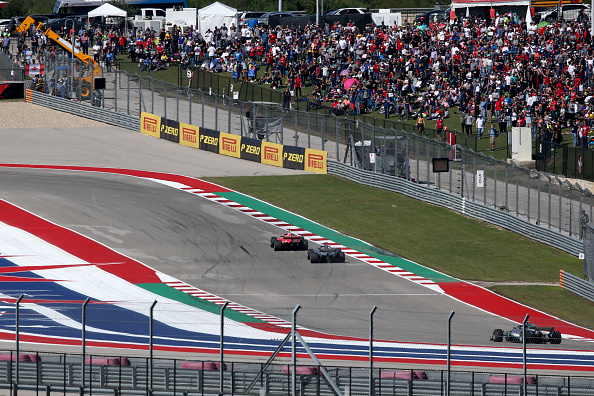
560 270 594 303
141 112 328 174
29 90 140 131
327 160 583 256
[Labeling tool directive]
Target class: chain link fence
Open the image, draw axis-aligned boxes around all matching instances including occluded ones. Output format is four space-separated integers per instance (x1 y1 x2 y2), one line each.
36 56 594 245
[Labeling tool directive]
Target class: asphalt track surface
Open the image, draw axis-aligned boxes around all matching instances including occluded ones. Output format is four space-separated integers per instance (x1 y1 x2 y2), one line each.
0 122 591 357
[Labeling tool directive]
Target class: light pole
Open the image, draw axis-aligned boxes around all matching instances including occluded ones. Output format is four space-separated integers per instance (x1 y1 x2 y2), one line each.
64 19 75 99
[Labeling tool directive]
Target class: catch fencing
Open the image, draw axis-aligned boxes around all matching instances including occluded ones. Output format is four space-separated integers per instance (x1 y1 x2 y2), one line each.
0 53 24 81
536 139 594 182
1 350 594 396
34 56 594 255
0 298 593 396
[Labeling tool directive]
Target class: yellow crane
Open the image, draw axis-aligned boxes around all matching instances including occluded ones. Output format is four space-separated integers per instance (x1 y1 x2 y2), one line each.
17 16 102 100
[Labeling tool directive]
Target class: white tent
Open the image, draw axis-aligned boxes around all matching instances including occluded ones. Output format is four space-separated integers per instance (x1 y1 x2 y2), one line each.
451 0 529 11
88 3 127 18
197 1 237 36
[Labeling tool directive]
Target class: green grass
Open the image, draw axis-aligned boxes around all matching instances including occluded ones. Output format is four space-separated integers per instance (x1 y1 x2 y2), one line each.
491 285 594 329
204 174 590 327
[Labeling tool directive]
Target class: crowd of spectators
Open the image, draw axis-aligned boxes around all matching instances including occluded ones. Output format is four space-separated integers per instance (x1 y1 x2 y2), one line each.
10 7 594 147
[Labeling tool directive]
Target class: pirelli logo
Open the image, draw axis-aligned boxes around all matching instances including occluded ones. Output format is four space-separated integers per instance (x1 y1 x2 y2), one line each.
144 117 158 134
307 153 324 169
221 136 238 153
304 149 327 173
264 146 279 162
183 127 197 143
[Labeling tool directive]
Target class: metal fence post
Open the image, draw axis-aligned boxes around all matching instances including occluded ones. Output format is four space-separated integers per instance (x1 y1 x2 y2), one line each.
127 72 132 116
149 300 157 392
447 311 455 396
220 302 228 396
15 294 24 396
176 85 180 122
164 84 167 120
523 314 529 396
291 305 301 396
214 95 218 131
228 96 232 134
369 306 377 396
202 91 205 129
114 69 118 113
82 297 90 393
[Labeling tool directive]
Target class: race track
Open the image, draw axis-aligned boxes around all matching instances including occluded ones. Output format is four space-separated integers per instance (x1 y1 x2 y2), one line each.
0 116 593 372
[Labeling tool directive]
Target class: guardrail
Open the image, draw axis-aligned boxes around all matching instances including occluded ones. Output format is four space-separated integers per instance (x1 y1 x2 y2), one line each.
327 160 584 256
28 90 139 131
2 353 594 396
560 270 594 303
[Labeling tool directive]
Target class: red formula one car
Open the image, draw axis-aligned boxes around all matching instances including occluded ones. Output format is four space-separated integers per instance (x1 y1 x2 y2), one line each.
270 232 309 251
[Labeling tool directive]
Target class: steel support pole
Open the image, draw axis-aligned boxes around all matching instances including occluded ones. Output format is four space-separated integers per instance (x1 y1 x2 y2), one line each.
81 297 90 393
149 300 157 392
291 305 301 396
369 306 377 396
447 311 455 396
219 301 228 396
15 294 24 396
523 314 529 396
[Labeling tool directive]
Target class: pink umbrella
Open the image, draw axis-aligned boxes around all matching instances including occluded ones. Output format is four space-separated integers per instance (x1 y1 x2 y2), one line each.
344 78 359 91
339 69 349 76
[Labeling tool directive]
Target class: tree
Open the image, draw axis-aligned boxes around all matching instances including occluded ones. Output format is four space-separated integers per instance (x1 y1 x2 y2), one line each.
2 0 54 18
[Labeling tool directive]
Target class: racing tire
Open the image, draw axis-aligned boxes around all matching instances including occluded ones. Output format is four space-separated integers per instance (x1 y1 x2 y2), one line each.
492 329 504 342
270 237 277 248
273 240 282 251
310 252 319 263
549 330 562 344
337 251 346 263
300 237 308 250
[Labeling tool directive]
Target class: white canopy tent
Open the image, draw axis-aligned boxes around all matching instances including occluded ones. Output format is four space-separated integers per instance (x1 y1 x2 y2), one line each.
197 1 237 36
451 0 530 19
88 3 127 18
88 3 128 33
451 0 530 10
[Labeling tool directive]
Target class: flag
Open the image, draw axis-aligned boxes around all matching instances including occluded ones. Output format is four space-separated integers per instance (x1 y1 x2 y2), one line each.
25 63 44 76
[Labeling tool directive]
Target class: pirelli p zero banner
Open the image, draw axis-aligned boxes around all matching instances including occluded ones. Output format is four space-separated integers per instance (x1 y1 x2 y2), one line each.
240 137 261 163
139 112 326 174
305 149 327 174
141 112 161 138
180 122 199 149
261 141 283 168
282 146 306 170
219 132 241 158
160 118 180 143
199 128 220 153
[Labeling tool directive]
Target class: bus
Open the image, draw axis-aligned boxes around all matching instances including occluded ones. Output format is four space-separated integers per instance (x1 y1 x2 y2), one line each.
52 0 188 15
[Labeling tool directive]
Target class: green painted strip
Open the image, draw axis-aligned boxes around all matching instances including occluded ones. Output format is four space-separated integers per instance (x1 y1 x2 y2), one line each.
218 191 458 283
136 283 265 323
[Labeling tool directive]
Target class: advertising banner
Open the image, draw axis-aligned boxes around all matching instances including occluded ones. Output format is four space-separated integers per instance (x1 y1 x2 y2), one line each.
159 118 180 143
282 146 306 170
199 128 220 153
180 122 199 148
304 148 327 174
261 141 283 168
219 132 241 158
240 137 262 163
141 112 161 138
